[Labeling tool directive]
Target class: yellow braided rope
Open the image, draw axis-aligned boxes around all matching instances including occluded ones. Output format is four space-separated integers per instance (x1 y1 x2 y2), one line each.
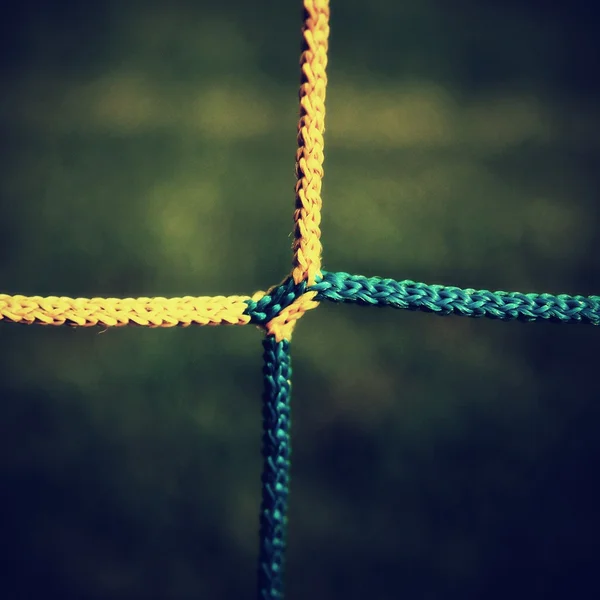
292 0 329 287
266 0 330 342
0 294 252 327
1 0 330 342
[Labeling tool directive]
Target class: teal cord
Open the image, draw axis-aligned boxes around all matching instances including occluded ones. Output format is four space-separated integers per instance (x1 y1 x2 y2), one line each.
309 271 600 324
250 269 598 599
258 336 292 600
245 272 600 326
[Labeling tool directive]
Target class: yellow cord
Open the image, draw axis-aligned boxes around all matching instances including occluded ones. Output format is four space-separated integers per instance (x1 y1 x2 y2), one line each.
292 0 329 287
1 0 331 342
0 294 252 327
265 0 330 341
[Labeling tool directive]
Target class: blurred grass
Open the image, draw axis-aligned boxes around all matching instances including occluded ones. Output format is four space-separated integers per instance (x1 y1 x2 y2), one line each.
1 1 599 598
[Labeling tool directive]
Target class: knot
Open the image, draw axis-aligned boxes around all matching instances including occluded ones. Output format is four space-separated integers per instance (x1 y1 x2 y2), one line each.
245 277 321 341
245 278 306 326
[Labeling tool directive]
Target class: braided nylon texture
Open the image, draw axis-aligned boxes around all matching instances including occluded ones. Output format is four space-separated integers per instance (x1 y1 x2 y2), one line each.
292 0 329 287
1 0 598 598
245 279 306 325
258 337 292 600
0 294 253 327
310 271 600 324
264 291 320 342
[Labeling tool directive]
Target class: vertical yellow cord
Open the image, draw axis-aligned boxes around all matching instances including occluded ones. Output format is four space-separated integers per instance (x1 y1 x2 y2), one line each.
266 0 330 342
292 0 329 286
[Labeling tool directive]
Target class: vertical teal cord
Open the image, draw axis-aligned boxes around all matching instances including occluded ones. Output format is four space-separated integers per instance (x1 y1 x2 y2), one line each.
258 336 292 600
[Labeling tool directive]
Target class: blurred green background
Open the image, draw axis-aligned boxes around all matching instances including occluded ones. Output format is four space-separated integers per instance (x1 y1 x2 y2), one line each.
1 1 599 598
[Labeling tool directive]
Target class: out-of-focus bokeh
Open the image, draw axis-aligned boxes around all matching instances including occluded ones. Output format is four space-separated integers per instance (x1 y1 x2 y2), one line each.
1 1 599 598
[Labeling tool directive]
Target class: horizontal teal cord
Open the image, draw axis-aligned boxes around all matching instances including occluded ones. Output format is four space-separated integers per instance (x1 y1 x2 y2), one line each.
246 271 600 325
309 271 600 324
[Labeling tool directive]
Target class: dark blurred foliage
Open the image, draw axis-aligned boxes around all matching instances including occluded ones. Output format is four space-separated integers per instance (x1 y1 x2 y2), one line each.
1 1 599 598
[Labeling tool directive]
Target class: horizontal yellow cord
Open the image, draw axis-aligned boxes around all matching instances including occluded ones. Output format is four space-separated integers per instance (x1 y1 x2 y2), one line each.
0 293 252 327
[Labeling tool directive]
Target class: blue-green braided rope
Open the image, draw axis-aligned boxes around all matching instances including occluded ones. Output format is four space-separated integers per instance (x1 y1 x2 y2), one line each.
310 271 600 324
245 272 599 325
258 336 292 600
251 269 598 599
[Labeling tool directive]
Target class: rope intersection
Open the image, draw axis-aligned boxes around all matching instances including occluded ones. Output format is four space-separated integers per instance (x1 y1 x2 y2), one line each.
1 0 597 598
3 272 598 330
